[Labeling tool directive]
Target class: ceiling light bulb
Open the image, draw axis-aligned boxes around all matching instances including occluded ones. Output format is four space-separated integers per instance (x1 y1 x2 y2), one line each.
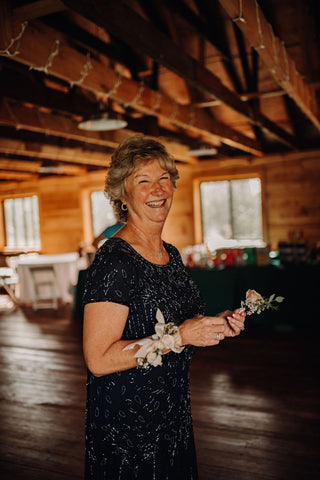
187 147 218 156
78 112 127 131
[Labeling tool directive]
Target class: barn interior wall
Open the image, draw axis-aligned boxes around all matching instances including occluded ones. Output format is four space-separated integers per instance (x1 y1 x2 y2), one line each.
0 150 319 254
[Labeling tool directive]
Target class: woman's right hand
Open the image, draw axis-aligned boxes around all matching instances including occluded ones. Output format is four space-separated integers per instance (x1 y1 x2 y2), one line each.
178 315 226 347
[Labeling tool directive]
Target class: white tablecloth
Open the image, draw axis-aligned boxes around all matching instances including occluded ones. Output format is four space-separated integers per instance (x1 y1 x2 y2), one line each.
17 252 81 304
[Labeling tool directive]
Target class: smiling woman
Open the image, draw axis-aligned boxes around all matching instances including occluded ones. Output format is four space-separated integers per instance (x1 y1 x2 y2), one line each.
119 159 174 262
82 135 246 479
105 135 179 225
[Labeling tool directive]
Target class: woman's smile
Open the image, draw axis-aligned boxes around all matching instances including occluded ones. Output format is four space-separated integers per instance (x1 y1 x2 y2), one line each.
145 199 166 207
124 159 174 224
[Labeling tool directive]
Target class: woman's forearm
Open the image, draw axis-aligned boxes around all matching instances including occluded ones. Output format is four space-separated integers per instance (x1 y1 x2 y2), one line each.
84 339 141 376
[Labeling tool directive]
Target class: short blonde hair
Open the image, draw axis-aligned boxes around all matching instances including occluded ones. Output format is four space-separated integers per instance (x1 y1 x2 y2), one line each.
105 135 179 221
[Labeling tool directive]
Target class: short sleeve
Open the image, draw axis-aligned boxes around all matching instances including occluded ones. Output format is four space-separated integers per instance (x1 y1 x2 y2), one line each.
83 243 136 307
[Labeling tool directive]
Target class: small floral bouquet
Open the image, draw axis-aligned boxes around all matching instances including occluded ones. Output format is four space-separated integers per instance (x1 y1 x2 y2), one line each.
123 309 184 369
240 289 284 316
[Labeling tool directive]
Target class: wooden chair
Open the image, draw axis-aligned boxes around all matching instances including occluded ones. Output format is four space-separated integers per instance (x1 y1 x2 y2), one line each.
28 265 59 310
0 255 19 310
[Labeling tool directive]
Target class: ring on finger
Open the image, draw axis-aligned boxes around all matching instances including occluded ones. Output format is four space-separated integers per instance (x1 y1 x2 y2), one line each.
216 332 220 341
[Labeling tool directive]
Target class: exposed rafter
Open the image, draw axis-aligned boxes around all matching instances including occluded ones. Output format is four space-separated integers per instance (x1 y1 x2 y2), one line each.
60 0 296 149
13 0 67 22
217 0 320 132
0 15 263 156
0 158 42 173
0 65 95 117
0 98 125 148
191 0 245 94
0 135 110 167
0 99 199 165
0 157 87 176
0 0 319 186
0 170 37 180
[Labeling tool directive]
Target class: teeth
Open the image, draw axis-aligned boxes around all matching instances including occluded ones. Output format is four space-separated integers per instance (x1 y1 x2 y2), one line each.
146 200 165 207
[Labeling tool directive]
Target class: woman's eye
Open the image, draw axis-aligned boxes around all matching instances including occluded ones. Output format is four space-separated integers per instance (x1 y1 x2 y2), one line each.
160 176 170 181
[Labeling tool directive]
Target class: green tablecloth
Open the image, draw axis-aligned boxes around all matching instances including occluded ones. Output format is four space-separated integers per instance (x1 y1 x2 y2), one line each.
188 265 319 333
74 264 319 333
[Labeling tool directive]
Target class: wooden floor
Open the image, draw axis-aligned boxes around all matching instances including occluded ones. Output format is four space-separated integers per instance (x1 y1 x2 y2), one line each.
0 299 319 480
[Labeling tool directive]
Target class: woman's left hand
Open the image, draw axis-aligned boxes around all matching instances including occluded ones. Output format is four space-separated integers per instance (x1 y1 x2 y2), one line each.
217 309 246 337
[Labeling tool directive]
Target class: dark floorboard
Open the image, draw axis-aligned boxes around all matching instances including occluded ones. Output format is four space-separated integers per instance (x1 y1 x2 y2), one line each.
0 300 319 479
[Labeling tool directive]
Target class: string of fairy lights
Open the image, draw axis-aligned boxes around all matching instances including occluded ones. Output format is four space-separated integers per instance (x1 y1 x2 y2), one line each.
232 0 296 88
122 82 145 109
0 1 315 125
69 52 93 88
0 19 158 123
232 0 246 23
231 0 318 113
0 20 28 57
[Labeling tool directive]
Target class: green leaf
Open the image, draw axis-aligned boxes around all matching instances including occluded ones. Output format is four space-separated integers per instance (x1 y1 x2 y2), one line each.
269 294 275 302
275 296 284 303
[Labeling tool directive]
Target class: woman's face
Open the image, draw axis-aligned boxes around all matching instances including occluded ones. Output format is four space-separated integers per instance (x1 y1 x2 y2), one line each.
123 158 174 226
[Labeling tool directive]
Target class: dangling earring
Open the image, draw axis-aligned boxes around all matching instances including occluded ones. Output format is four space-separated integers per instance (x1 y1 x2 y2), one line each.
121 203 128 211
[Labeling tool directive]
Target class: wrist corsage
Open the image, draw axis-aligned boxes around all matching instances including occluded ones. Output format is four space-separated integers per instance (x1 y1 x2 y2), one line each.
123 309 184 369
240 289 284 315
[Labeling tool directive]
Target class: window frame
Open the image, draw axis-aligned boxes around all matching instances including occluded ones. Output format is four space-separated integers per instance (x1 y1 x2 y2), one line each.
1 193 41 252
193 171 268 246
89 189 117 238
81 187 117 244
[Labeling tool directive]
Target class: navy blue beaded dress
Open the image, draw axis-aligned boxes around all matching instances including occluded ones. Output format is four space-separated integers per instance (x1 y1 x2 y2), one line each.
83 238 205 480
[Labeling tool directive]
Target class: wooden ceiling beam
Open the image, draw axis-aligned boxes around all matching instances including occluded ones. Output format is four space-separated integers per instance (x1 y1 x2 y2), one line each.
138 0 177 43
60 0 295 149
190 0 244 94
0 19 262 156
13 0 67 22
0 157 88 176
60 0 249 114
0 158 42 172
0 102 198 165
0 1 12 50
217 0 320 132
1 67 198 158
194 89 286 107
0 170 38 180
0 67 96 117
0 137 198 169
0 137 110 167
0 98 122 148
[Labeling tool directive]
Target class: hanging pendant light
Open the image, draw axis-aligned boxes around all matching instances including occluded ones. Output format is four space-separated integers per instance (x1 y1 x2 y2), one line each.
78 99 128 131
78 112 127 131
187 146 218 157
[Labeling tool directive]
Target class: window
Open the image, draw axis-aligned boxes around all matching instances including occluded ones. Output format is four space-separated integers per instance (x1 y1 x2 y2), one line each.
90 191 117 238
3 195 41 250
200 177 263 250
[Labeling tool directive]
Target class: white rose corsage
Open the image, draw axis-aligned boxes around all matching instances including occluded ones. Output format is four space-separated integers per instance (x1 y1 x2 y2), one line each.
123 309 184 369
240 289 284 315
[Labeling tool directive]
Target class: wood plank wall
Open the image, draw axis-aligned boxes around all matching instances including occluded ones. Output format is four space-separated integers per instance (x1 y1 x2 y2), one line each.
170 149 320 251
0 149 320 254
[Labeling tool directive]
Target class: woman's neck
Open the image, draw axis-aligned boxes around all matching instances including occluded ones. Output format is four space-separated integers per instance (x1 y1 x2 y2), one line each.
124 220 166 263
127 220 162 244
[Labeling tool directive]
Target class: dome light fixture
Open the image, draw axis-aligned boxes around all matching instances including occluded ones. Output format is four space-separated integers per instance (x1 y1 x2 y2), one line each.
38 165 64 173
187 146 218 157
78 112 127 131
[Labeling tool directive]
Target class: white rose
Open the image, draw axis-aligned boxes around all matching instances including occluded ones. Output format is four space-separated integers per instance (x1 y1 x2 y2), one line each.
146 350 162 367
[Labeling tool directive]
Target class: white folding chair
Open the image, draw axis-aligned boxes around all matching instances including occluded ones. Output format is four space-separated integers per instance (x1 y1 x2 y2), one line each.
29 265 59 310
